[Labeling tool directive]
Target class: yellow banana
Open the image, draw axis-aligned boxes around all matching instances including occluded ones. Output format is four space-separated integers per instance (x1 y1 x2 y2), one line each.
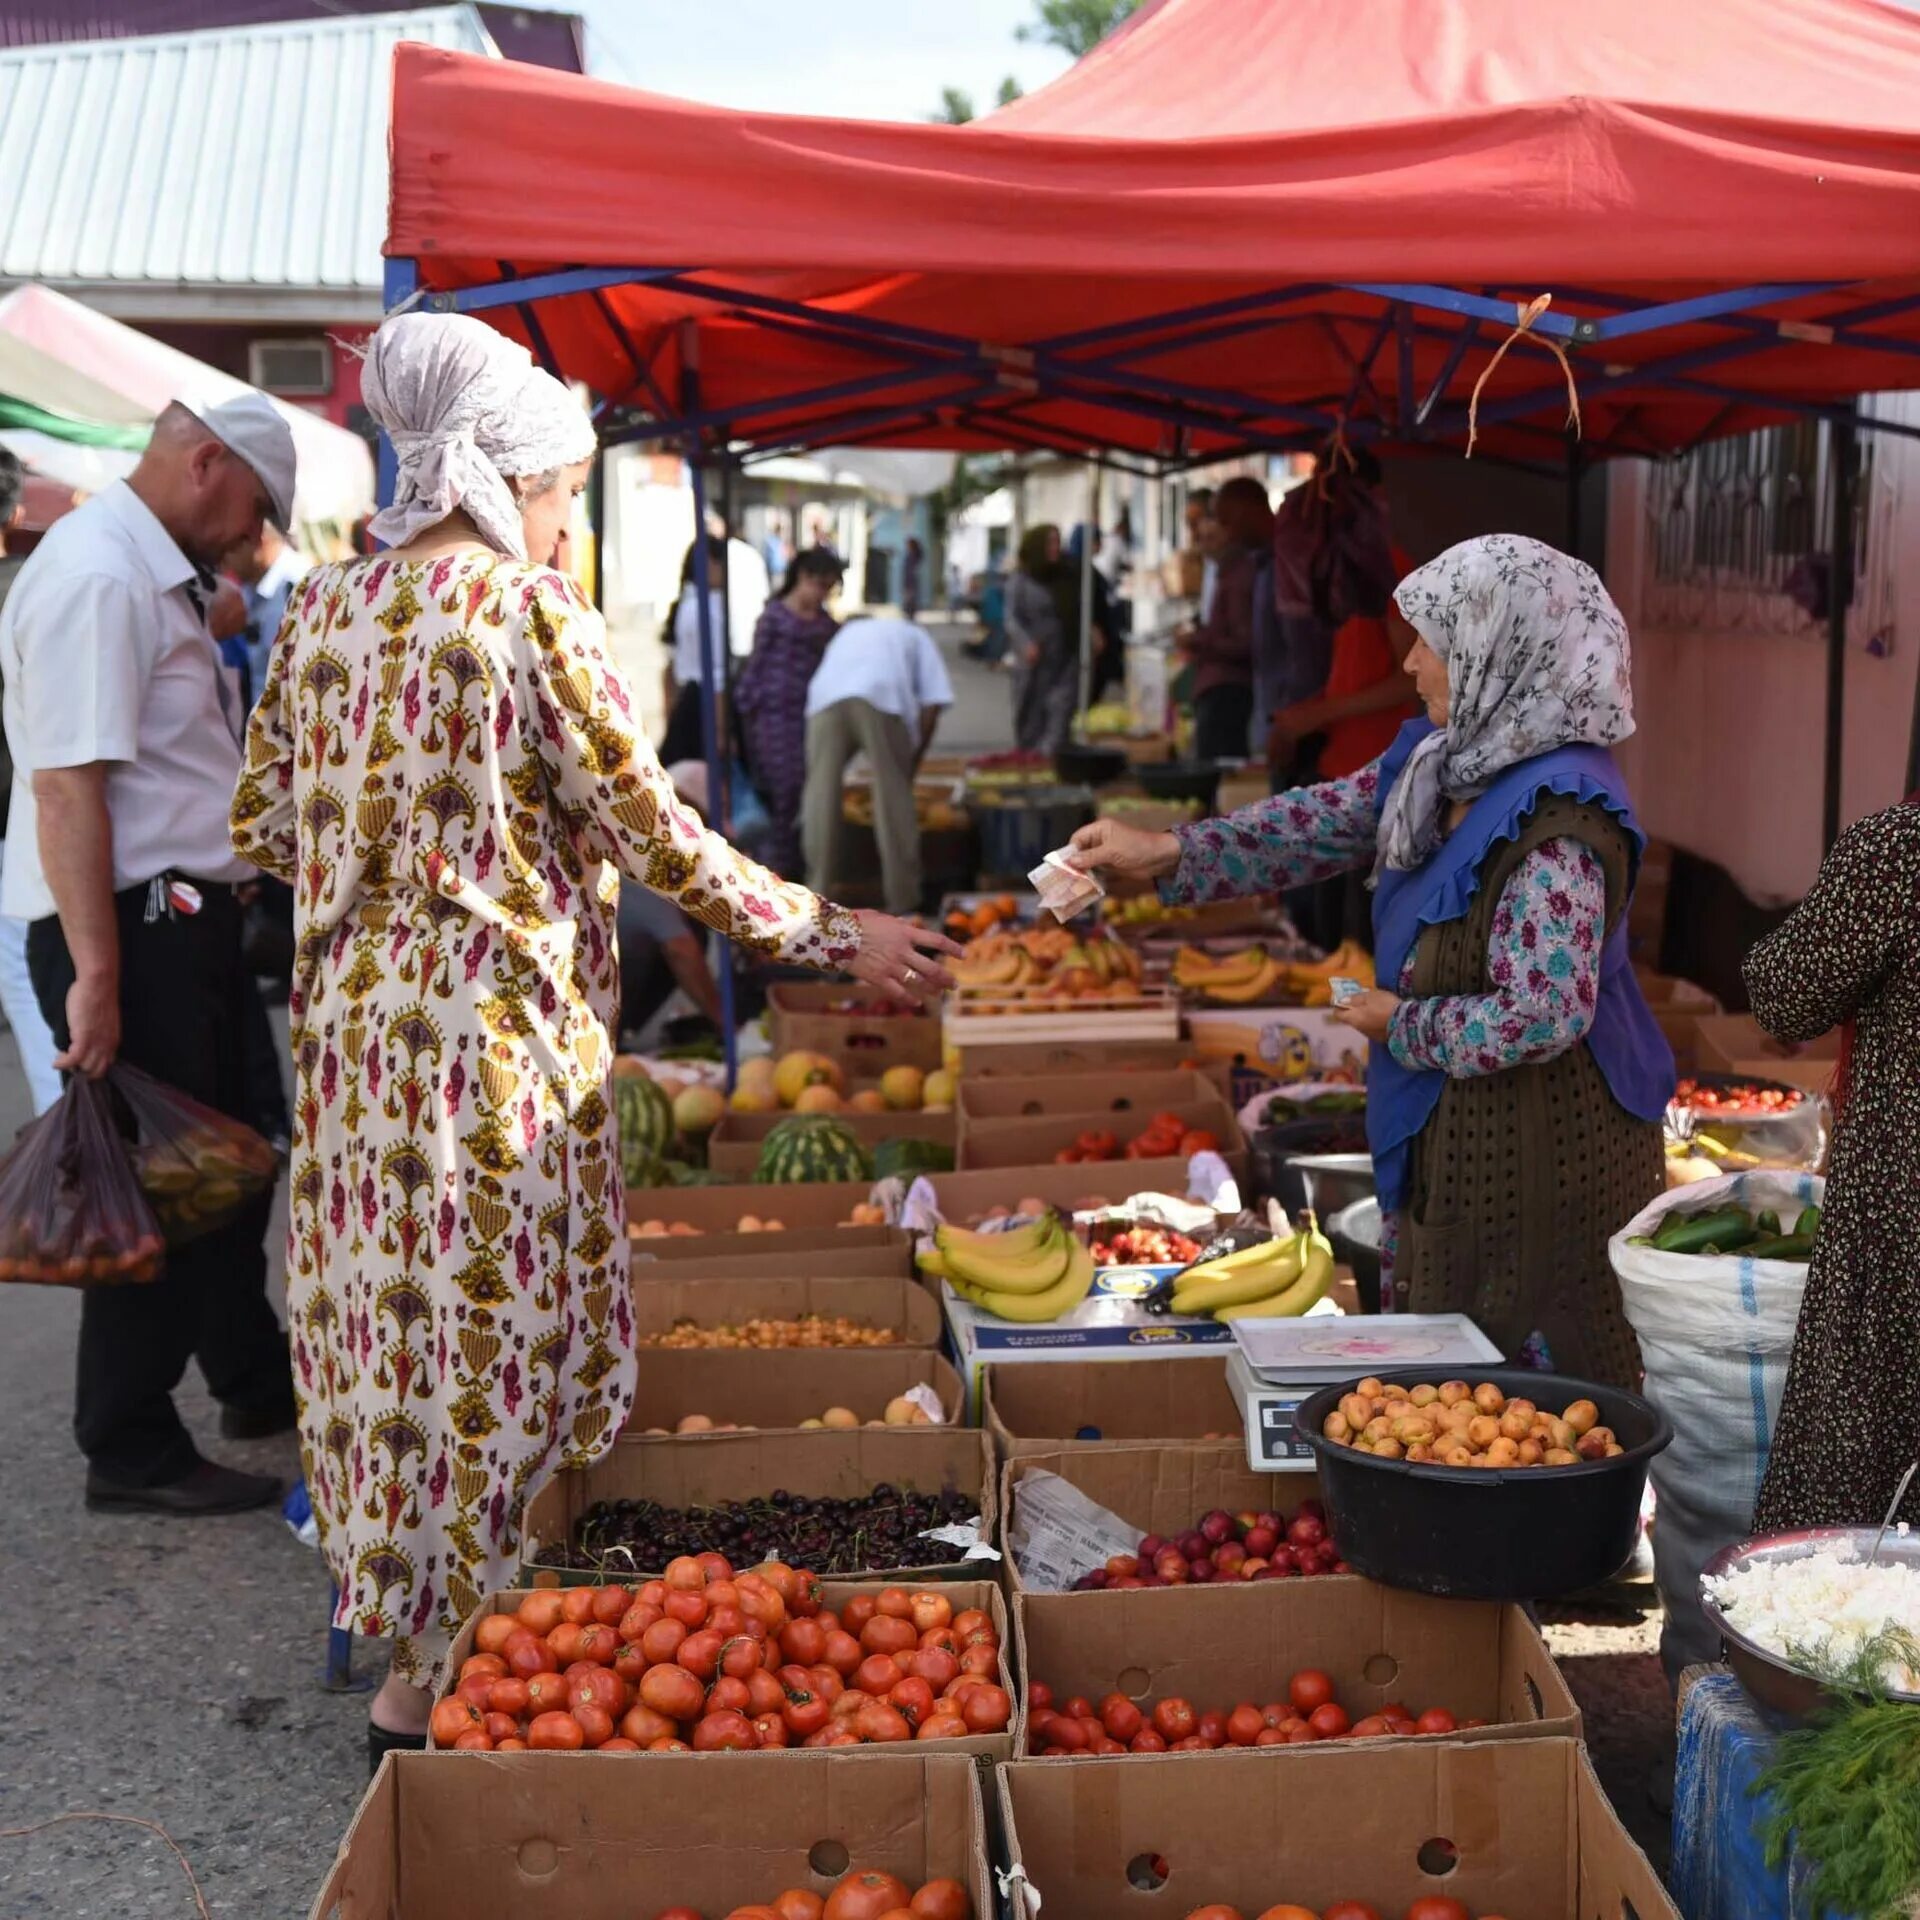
1216 1215 1337 1320
1172 1232 1306 1314
935 1212 1056 1260
937 1220 1072 1295
915 1248 950 1280
1200 959 1283 1005
970 1236 1095 1322
1181 1234 1295 1281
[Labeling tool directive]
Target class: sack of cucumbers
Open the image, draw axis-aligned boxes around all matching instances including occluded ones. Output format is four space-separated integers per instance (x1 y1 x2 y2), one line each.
1631 1199 1821 1262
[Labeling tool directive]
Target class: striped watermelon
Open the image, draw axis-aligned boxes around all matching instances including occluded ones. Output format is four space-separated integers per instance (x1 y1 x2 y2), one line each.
754 1116 874 1185
614 1071 676 1187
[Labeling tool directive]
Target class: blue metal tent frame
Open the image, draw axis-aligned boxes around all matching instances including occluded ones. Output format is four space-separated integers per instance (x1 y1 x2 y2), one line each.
379 255 1920 1076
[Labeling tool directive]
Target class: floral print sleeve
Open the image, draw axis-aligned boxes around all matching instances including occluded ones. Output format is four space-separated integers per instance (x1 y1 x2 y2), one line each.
1161 759 1386 904
1386 836 1605 1075
518 571 860 970
230 582 316 881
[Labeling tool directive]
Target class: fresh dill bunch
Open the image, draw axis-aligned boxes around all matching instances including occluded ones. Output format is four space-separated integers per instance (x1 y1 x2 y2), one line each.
1753 1627 1920 1920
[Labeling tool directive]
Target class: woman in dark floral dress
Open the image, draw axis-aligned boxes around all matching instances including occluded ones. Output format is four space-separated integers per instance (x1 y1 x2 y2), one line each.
1748 800 1920 1530
735 546 842 878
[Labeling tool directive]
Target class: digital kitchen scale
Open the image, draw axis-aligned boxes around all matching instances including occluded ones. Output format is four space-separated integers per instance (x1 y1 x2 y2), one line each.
1226 1313 1505 1472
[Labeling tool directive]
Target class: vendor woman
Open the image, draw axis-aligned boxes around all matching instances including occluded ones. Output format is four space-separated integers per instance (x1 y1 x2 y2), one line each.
1071 534 1675 1384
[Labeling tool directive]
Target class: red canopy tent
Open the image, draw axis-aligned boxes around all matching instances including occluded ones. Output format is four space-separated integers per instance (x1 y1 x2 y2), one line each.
382 0 1920 1062
386 0 1920 467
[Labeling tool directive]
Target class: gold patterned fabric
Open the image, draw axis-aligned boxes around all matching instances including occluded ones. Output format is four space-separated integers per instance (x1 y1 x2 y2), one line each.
232 550 858 1665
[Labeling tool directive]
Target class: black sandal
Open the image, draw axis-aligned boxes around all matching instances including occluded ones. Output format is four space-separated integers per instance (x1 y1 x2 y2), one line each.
368 1721 428 1775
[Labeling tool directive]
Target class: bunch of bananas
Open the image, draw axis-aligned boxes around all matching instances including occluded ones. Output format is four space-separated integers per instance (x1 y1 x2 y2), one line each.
1171 939 1376 1008
1167 1214 1335 1321
916 1211 1096 1323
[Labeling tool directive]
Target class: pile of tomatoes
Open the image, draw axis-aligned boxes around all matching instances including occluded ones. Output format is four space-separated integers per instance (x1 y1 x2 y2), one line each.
1054 1115 1221 1165
1185 1902 1508 1920
1069 1501 1344 1588
429 1559 1010 1753
651 1868 968 1920
1026 1668 1479 1757
1087 1221 1205 1267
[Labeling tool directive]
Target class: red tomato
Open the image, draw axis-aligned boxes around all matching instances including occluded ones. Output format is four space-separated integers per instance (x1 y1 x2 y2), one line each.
1150 1697 1196 1741
620 1702 676 1745
888 1676 936 1728
1287 1669 1335 1715
690 1710 758 1751
916 1712 969 1741
527 1711 585 1752
823 1873 912 1920
1320 1904 1384 1920
572 1702 615 1748
1414 1708 1458 1736
959 1684 1011 1733
1404 1903 1471 1920
773 1894 825 1920
639 1663 706 1722
429 1698 481 1746
1129 1729 1167 1753
1307 1703 1351 1740
1225 1704 1264 1746
908 1881 968 1920
1100 1693 1144 1742
451 1728 493 1751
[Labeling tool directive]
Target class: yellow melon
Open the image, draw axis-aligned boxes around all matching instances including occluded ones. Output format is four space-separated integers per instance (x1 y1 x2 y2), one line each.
921 1068 957 1111
879 1065 925 1111
793 1084 843 1115
673 1085 725 1135
729 1084 778 1114
849 1088 889 1113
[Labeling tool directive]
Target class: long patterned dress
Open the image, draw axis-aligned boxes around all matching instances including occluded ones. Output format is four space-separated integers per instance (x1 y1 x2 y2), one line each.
231 551 858 1673
734 596 836 879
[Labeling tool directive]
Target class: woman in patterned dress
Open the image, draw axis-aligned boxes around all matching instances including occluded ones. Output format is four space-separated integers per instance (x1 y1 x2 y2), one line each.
735 545 843 879
1747 802 1920 1531
229 313 956 1758
1070 536 1675 1382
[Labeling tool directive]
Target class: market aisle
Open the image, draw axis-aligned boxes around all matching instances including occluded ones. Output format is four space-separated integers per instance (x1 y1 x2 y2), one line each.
0 1028 364 1920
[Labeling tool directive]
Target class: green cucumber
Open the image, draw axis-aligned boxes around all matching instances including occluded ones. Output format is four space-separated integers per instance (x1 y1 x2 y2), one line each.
1654 1206 1751 1254
1744 1234 1814 1261
1756 1210 1782 1238
1793 1205 1822 1240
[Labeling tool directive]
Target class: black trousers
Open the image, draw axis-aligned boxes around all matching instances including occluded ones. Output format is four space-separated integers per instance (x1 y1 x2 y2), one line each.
29 881 290 1485
659 681 706 769
1193 683 1250 761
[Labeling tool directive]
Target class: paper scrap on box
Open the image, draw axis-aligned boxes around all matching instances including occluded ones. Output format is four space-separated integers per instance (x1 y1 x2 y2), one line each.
1028 850 1104 921
1005 1468 1139 1592
918 1519 1000 1562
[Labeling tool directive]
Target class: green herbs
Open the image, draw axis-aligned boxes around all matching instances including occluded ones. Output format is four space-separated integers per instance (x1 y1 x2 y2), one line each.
1754 1628 1920 1919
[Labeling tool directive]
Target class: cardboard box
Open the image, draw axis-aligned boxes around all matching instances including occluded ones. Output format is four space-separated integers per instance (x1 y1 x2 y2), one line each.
622 1346 964 1436
1694 1014 1840 1096
957 1067 1225 1125
1635 966 1723 1072
1002 1442 1321 1591
628 1275 944 1349
521 1427 996 1582
767 980 945 1074
997 1738 1678 1920
625 1181 878 1232
1013 1580 1579 1752
1183 1004 1368 1085
985 1356 1242 1458
633 1238 913 1281
922 1160 1216 1225
312 1749 992 1920
957 1036 1200 1076
957 1098 1246 1175
706 1107 957 1177
431 1581 1013 1758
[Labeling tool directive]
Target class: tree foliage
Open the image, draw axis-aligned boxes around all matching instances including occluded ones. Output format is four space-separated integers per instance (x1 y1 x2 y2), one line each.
1015 0 1143 58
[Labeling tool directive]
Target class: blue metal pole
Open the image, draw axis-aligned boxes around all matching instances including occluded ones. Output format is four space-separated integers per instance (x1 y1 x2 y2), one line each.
377 258 418 518
681 375 738 1090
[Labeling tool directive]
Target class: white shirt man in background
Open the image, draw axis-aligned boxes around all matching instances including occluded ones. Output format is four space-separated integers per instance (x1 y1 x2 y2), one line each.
0 395 298 1518
801 614 953 916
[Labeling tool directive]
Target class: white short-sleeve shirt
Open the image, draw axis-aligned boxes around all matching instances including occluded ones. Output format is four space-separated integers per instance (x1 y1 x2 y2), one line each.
805 617 954 727
0 481 251 921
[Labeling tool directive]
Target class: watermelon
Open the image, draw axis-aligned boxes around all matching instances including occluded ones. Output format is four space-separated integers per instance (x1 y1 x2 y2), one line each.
614 1073 676 1187
754 1115 874 1185
872 1137 955 1182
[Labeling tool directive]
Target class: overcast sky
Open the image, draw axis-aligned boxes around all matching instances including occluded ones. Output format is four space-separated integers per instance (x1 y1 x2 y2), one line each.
571 0 1078 119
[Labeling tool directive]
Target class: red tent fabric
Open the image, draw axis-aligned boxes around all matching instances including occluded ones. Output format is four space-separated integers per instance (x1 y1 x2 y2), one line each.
386 0 1920 459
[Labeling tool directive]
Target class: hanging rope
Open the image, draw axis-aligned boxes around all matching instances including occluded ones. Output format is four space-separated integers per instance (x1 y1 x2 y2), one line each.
1465 293 1583 459
0 1812 212 1918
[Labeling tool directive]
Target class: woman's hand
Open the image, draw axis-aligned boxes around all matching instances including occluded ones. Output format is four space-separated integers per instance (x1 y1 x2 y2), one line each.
1330 988 1401 1045
848 911 963 1007
1066 818 1183 884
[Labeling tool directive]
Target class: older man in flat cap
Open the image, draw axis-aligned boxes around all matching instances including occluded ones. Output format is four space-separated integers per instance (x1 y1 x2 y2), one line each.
0 394 300 1516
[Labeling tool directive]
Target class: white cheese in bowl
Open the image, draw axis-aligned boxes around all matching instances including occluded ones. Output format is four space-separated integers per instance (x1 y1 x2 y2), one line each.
1704 1541 1920 1690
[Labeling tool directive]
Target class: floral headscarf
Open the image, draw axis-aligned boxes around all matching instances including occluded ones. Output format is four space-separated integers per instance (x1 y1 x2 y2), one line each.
1375 534 1634 878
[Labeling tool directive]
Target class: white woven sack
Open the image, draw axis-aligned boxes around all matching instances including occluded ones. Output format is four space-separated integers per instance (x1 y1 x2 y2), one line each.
1609 1170 1819 1683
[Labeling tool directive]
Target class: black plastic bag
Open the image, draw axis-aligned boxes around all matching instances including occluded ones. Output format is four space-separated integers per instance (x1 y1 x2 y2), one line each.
0 1079 164 1286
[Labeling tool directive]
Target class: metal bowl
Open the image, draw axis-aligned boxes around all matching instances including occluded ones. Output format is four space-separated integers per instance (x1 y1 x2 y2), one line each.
1700 1525 1920 1722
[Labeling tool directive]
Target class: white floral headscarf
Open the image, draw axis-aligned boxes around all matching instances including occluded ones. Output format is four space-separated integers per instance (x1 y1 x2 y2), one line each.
361 312 595 561
1375 534 1635 878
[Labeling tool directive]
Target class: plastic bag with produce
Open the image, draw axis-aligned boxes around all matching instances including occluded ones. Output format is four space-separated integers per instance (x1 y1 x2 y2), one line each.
0 1078 165 1286
109 1065 278 1248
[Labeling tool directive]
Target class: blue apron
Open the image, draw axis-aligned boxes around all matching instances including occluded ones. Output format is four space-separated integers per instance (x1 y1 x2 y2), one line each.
1366 720 1675 1212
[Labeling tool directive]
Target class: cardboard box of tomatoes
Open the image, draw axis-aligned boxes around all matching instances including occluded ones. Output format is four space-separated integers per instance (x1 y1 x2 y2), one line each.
627 1277 945 1352
519 1427 997 1588
311 1749 993 1920
1001 1443 1324 1594
985 1357 1243 1461
955 1098 1246 1177
431 1579 1016 1760
1012 1579 1579 1758
997 1739 1678 1920
955 1068 1229 1126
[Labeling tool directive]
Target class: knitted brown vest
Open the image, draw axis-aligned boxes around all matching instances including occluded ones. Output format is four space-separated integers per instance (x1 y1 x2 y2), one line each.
1398 792 1662 1387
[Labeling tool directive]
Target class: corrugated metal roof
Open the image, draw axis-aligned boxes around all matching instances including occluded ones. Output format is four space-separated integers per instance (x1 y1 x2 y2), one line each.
0 7 496 308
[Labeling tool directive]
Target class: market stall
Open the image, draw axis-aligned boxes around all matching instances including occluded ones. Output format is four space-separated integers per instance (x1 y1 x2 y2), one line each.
311 4 1920 1915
